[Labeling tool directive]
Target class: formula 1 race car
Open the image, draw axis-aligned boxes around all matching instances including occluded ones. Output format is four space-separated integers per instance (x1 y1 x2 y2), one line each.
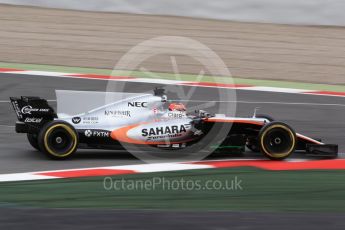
10 89 338 160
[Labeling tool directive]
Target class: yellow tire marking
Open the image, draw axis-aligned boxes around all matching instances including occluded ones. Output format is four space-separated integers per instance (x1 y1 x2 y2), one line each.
44 124 77 158
260 124 295 159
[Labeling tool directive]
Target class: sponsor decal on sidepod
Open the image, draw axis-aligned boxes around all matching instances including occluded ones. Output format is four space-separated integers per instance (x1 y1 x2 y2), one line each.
84 130 110 138
142 124 189 141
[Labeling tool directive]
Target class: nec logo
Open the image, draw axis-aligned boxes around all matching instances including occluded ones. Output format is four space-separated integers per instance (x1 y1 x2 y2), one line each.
128 102 147 108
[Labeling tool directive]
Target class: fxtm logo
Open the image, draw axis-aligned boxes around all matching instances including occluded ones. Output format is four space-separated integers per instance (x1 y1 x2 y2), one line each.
128 102 147 108
84 130 110 138
72 117 81 124
84 130 92 137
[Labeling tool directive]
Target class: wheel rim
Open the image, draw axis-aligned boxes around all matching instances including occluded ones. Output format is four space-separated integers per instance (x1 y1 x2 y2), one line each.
261 125 295 158
263 129 292 154
47 128 74 155
44 124 77 157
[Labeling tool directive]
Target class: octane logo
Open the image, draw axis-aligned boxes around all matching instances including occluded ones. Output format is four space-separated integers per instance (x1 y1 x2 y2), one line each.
106 36 236 163
72 117 81 124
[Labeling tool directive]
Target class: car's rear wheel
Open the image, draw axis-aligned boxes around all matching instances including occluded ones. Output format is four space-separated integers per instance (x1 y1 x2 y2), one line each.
27 133 40 150
258 122 296 160
38 121 78 160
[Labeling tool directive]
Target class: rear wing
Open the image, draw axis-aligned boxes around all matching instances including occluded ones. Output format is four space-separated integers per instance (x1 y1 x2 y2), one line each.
10 96 57 133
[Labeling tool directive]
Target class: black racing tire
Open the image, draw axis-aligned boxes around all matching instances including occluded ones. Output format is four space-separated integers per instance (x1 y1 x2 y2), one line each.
258 122 296 160
27 133 40 151
246 114 275 153
38 120 78 160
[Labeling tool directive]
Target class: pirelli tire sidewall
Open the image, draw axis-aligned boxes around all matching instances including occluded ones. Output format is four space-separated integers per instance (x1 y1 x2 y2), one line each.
38 120 79 160
258 121 296 160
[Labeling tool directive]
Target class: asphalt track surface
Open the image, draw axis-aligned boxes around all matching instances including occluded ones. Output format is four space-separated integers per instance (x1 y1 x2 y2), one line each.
0 72 344 173
1 209 345 230
1 72 345 230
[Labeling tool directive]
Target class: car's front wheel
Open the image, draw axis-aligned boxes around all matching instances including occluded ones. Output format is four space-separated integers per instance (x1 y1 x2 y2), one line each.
38 121 78 160
258 122 296 160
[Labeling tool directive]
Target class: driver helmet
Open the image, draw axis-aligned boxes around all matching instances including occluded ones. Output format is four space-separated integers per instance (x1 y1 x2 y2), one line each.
168 103 186 111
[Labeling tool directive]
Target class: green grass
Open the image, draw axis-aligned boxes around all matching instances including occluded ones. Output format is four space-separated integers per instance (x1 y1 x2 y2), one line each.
1 167 345 211
1 62 344 92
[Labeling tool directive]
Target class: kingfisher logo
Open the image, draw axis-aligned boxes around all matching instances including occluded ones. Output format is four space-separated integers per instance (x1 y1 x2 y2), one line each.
104 110 131 117
72 117 81 124
142 125 187 137
128 102 147 108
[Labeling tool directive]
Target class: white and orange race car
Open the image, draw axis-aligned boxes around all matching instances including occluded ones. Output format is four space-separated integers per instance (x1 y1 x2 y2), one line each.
10 88 338 160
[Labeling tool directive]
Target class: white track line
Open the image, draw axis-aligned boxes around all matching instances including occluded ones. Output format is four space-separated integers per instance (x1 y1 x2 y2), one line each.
173 100 345 107
0 125 15 128
239 86 313 93
2 70 345 98
1 99 343 107
1 158 344 182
